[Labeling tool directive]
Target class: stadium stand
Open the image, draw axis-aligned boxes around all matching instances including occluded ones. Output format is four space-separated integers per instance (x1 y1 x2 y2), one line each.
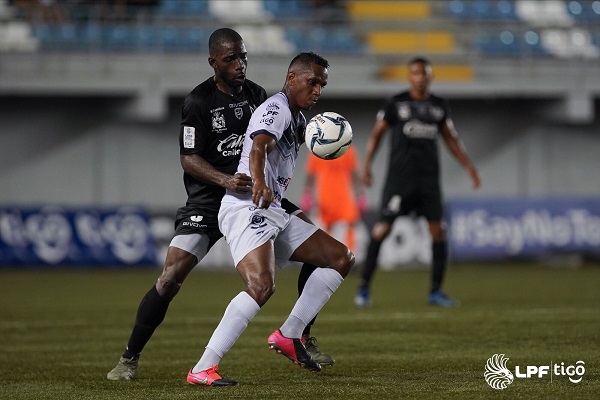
3 0 599 60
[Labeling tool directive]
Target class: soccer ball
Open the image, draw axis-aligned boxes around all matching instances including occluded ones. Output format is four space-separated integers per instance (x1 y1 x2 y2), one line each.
305 112 353 160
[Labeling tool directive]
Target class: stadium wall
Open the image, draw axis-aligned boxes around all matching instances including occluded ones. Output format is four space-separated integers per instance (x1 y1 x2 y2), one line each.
1 96 599 267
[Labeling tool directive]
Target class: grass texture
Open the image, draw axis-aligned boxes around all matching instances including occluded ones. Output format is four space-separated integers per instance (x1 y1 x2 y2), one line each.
1 263 599 399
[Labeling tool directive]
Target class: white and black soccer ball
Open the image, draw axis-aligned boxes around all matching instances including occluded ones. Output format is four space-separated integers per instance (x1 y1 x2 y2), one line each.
305 112 352 160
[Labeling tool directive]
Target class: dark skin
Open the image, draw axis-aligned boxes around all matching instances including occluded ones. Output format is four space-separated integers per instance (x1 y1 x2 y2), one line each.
155 39 254 300
360 61 481 243
237 62 354 308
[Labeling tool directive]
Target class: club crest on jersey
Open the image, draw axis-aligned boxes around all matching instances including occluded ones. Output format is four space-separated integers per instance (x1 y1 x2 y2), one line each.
398 102 411 119
211 109 226 131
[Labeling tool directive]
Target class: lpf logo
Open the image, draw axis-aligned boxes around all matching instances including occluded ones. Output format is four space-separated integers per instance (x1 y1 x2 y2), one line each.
485 354 586 390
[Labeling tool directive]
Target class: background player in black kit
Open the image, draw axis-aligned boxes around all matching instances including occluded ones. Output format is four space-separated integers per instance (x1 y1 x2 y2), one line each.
354 57 481 309
108 28 333 381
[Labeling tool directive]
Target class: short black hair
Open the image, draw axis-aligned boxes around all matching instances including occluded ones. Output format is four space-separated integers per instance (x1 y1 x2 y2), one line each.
288 52 329 71
208 28 243 55
408 56 431 67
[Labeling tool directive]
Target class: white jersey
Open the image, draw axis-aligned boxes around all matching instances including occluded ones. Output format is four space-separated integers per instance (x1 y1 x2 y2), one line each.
223 92 306 208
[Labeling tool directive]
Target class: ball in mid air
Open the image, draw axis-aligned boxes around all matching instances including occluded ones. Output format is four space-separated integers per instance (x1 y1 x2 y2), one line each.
305 112 352 160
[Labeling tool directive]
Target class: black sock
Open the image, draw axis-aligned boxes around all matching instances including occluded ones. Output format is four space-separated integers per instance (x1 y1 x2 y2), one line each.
123 286 170 359
298 263 318 336
431 241 448 293
359 238 383 289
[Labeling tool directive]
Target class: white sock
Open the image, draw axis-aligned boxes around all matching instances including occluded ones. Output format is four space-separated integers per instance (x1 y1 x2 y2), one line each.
192 291 260 373
280 268 343 338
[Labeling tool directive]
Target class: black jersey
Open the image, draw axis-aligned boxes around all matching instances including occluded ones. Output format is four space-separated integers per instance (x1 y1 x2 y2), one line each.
380 91 450 183
177 77 267 221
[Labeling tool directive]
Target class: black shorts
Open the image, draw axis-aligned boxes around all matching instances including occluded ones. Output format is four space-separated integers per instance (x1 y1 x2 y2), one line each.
172 198 302 246
379 176 443 224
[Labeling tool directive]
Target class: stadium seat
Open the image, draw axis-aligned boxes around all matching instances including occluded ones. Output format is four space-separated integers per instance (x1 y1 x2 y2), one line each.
102 24 135 52
367 31 455 54
263 0 309 18
447 0 516 20
379 63 474 81
348 1 431 19
566 0 600 23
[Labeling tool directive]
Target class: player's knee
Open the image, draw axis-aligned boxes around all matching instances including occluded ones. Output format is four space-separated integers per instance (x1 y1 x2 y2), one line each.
156 269 183 301
329 246 355 278
372 223 391 241
247 282 275 307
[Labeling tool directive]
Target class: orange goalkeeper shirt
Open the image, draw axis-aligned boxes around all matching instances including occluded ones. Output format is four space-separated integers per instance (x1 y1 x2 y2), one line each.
306 146 360 225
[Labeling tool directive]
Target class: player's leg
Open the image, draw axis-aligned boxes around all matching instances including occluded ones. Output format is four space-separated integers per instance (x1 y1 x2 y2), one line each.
108 219 216 380
189 241 273 386
281 198 335 365
269 226 353 371
189 202 283 385
355 220 392 308
420 182 458 307
107 247 198 380
426 220 458 307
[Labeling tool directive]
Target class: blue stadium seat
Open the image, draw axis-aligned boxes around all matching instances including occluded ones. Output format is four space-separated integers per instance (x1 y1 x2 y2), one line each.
132 26 159 52
448 0 517 20
102 25 135 52
158 0 185 16
475 29 550 57
263 0 309 18
184 0 209 16
285 26 363 54
567 0 600 23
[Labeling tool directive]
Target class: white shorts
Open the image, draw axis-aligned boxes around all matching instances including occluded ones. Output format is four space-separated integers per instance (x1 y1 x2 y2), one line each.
218 200 318 268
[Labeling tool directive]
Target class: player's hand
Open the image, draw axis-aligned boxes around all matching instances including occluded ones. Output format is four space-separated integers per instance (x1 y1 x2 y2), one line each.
300 187 313 213
360 168 373 187
252 180 273 209
468 166 481 190
230 173 254 194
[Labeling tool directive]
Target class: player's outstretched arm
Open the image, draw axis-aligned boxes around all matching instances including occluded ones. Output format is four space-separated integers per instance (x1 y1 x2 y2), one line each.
360 119 389 187
440 119 481 190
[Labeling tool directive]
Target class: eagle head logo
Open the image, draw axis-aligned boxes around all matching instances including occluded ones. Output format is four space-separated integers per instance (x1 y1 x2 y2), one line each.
485 354 514 390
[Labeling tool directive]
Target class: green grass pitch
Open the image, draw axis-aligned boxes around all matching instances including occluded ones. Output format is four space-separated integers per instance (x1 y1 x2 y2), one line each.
1 262 599 399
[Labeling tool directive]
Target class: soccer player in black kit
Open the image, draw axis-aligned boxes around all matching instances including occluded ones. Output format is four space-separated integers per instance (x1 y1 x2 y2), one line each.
107 28 333 381
354 57 481 309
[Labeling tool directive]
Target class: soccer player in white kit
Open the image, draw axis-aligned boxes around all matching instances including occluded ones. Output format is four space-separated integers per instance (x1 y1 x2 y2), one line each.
187 52 355 386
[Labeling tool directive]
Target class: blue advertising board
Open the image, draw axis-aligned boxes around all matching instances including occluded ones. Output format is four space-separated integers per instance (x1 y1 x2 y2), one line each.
0 206 157 267
447 198 600 260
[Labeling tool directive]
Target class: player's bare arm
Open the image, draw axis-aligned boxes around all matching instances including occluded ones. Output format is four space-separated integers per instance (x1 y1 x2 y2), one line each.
361 119 388 187
249 133 276 208
180 153 253 194
440 119 481 189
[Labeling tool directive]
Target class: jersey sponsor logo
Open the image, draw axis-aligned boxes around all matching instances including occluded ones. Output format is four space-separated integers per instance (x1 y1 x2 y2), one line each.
276 176 291 190
191 215 203 222
403 119 438 139
430 105 444 121
234 107 243 120
266 102 280 111
183 126 195 148
217 133 244 157
260 109 279 126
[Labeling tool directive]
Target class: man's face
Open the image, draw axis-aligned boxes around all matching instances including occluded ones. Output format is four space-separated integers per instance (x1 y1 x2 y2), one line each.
210 40 248 92
289 62 328 111
408 62 432 92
